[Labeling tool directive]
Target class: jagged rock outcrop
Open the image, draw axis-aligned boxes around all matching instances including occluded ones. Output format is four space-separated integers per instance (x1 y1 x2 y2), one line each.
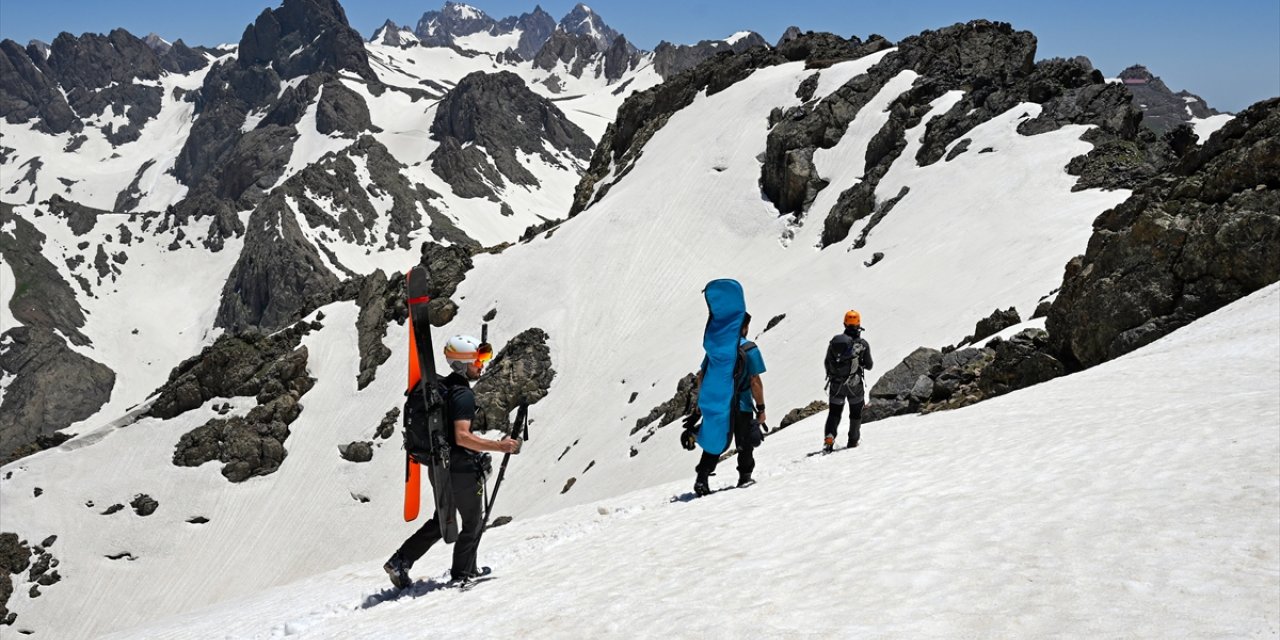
532 30 598 78
338 441 374 462
162 323 316 483
148 321 318 420
414 2 496 46
0 204 114 462
0 27 206 139
130 494 159 516
602 35 641 82
173 390 305 482
572 32 886 216
372 20 419 47
759 21 1159 248
0 204 90 345
775 400 829 433
866 329 1065 422
355 270 392 390
0 327 115 462
215 193 342 332
1048 98 1280 369
471 328 556 434
652 31 768 79
0 532 31 626
557 3 632 55
957 307 1021 347
499 7 557 60
1118 64 1222 134
632 373 699 438
429 70 593 200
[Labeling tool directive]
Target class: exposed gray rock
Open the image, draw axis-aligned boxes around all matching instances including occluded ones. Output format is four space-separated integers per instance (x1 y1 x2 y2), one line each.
472 328 556 434
533 30 597 79
147 322 316 420
101 504 124 515
573 32 883 217
959 307 1022 346
1118 64 1223 134
0 327 114 463
173 391 305 482
867 328 1064 421
215 193 342 333
632 373 698 435
376 407 399 439
557 4 631 55
775 400 828 433
602 35 642 82
414 2 497 47
356 269 392 390
652 31 768 79
499 7 557 60
0 203 90 345
429 70 593 201
1048 97 1280 369
130 494 159 516
339 441 374 462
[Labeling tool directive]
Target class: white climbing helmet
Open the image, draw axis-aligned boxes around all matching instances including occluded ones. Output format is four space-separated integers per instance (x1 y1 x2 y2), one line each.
443 335 492 373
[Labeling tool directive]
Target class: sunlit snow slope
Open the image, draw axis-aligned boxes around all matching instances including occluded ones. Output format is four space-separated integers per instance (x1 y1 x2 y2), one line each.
105 283 1280 640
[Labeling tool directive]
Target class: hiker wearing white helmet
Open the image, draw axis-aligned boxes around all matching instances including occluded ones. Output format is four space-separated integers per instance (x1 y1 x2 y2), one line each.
385 334 519 588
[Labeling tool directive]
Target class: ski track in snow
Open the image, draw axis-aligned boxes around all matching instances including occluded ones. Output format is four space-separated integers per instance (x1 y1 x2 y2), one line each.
102 284 1280 639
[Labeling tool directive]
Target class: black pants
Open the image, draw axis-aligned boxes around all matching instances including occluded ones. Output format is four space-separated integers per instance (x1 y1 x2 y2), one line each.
696 410 756 479
825 401 863 444
396 470 484 577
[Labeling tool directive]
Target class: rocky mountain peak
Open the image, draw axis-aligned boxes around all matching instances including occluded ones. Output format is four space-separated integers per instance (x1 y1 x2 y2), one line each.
237 0 375 82
142 33 172 54
558 3 631 55
496 5 558 60
1117 63 1222 133
414 2 496 45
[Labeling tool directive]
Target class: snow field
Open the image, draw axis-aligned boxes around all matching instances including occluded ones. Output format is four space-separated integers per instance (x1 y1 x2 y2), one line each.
103 283 1280 639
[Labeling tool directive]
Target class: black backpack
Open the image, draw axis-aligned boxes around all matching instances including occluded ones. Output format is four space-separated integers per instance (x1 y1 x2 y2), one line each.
402 380 459 463
826 334 865 381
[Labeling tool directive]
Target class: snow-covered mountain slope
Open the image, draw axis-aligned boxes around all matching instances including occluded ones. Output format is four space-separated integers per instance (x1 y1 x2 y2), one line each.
0 53 1134 637
98 283 1280 639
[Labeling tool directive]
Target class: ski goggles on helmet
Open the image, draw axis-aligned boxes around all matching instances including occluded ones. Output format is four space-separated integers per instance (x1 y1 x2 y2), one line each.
476 342 494 363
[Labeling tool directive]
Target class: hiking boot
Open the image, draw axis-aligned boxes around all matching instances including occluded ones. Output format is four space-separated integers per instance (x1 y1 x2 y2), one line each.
737 473 754 488
693 474 711 496
823 435 834 453
383 553 411 590
848 439 859 449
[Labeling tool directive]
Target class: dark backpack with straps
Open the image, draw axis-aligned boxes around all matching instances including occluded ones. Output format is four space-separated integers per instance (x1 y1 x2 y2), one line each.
733 341 759 395
826 334 865 381
403 379 462 462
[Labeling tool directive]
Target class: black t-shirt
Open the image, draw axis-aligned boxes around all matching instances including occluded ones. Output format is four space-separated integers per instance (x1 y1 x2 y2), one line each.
441 373 481 470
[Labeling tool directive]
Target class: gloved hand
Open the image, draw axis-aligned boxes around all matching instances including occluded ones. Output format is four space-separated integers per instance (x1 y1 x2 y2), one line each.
679 412 700 451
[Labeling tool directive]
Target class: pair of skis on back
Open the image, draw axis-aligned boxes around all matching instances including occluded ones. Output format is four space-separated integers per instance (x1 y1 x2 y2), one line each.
402 265 525 544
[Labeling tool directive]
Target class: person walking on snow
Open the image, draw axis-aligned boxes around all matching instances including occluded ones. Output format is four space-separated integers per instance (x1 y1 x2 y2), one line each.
690 313 767 495
823 310 873 453
385 335 519 589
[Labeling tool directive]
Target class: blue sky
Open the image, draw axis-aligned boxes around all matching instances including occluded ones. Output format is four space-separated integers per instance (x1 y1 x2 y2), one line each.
1 0 1276 111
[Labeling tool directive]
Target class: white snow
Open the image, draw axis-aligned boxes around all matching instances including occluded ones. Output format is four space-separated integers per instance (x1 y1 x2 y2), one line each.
453 30 523 55
2 45 1273 640
96 283 1280 639
723 31 754 46
1191 113 1234 142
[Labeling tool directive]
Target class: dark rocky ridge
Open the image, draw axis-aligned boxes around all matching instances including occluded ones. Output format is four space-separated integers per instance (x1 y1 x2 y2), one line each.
1047 98 1280 369
758 21 1156 248
571 32 886 216
214 192 342 333
1117 64 1222 134
652 32 769 79
0 28 209 138
414 2 498 47
155 322 319 482
865 329 1065 423
0 203 114 462
430 70 593 201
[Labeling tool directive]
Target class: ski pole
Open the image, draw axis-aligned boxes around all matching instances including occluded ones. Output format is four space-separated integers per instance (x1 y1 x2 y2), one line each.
481 402 529 533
